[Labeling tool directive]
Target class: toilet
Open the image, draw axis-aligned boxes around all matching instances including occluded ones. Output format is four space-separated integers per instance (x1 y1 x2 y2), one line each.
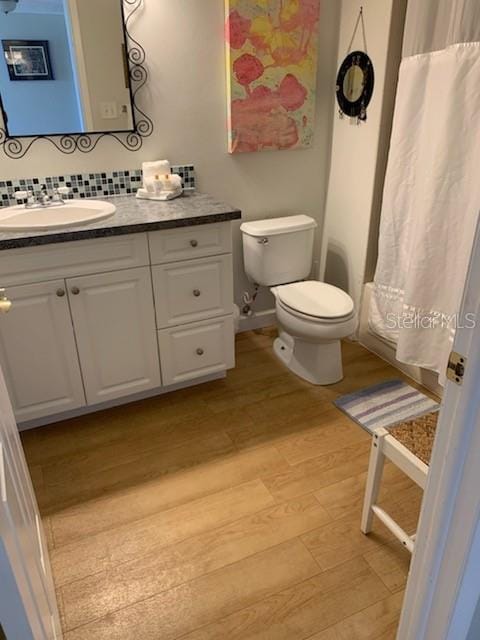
240 215 356 385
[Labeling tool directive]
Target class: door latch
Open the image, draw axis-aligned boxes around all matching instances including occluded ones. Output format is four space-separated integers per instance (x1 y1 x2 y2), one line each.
446 351 466 385
0 288 11 314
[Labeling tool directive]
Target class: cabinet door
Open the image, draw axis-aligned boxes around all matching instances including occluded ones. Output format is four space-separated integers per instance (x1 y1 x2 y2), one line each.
67 267 161 405
0 280 85 422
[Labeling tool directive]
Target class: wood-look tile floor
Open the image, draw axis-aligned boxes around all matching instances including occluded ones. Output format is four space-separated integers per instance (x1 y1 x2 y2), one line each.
21 329 427 640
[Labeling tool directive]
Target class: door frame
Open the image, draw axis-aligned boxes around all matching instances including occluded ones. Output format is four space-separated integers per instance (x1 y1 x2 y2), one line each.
398 215 480 639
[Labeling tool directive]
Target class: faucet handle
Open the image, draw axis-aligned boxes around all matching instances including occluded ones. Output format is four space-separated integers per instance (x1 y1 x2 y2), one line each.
50 186 71 204
50 186 70 204
15 190 34 206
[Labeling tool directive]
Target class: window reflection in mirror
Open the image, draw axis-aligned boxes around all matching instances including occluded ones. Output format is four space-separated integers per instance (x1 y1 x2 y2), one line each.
0 0 135 137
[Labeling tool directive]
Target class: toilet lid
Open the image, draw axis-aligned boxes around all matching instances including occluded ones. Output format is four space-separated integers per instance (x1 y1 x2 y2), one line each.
277 281 354 319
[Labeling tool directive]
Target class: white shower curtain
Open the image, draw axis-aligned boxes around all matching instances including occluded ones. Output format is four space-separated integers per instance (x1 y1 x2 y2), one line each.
370 0 480 381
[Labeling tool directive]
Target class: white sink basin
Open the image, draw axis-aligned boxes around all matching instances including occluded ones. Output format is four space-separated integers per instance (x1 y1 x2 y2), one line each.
0 200 116 231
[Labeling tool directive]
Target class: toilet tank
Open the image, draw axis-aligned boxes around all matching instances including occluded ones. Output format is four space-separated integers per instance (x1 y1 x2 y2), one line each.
240 215 317 286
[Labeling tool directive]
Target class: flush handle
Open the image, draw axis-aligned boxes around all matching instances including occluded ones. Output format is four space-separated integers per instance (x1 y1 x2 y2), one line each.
193 289 201 297
257 238 269 245
190 239 198 247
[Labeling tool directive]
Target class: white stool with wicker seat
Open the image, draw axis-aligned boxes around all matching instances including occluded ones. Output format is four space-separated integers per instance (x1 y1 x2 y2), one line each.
361 412 438 553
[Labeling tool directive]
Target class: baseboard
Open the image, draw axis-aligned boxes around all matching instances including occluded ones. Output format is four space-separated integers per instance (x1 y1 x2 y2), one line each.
238 308 276 333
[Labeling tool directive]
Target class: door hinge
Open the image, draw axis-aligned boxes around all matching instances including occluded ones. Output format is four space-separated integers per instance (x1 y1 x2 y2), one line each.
447 351 466 385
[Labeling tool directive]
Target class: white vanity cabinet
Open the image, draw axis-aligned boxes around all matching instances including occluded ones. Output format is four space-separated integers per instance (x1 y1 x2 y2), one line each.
0 220 235 425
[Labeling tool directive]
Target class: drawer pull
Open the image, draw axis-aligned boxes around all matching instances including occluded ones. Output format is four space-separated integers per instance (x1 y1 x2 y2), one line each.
190 239 198 247
196 348 204 356
71 286 80 295
193 289 201 297
56 288 65 297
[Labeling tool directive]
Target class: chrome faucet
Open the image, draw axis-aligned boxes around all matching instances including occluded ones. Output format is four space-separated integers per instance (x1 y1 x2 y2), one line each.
15 185 71 209
37 185 51 206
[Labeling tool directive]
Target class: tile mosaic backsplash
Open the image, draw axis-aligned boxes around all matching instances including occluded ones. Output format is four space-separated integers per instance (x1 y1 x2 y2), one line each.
0 164 195 207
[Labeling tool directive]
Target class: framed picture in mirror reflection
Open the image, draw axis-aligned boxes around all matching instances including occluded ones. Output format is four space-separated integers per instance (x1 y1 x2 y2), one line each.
2 40 54 82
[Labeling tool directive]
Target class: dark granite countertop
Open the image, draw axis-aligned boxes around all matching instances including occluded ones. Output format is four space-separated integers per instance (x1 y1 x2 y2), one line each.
0 192 241 250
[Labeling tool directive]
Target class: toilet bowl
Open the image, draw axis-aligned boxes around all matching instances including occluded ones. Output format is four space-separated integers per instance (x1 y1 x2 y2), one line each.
272 281 356 385
240 214 356 385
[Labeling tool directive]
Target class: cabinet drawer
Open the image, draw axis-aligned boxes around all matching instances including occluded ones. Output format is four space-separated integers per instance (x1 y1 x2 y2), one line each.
0 234 149 286
152 254 233 328
148 222 232 264
158 316 235 385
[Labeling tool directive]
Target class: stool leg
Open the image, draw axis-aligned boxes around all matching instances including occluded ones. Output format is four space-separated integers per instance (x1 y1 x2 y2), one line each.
361 430 386 534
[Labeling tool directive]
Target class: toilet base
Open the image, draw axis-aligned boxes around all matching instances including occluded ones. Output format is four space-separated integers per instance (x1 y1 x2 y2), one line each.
273 333 343 385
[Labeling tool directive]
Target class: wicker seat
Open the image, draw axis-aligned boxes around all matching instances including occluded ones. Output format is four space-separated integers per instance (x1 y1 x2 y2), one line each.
361 411 439 553
390 412 438 465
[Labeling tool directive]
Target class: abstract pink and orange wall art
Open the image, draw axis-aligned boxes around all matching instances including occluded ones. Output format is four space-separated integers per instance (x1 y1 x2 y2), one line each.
225 0 321 154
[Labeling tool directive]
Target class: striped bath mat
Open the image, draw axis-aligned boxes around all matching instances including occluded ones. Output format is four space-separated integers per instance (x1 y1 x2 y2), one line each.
334 379 440 435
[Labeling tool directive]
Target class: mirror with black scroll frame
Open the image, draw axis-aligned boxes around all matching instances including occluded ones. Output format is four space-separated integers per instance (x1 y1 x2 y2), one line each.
0 0 152 157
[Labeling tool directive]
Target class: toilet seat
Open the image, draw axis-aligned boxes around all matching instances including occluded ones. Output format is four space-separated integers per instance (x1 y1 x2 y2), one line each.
275 281 354 322
277 299 355 325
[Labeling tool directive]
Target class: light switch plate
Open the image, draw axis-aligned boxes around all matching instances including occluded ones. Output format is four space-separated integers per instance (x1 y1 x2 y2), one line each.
100 102 118 119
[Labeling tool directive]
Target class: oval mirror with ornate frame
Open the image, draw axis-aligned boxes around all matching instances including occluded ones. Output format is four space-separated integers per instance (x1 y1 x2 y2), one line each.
0 0 153 159
336 50 374 121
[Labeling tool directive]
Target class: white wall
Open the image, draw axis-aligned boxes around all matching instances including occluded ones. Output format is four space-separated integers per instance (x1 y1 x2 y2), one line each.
0 13 82 136
0 0 340 314
467 597 480 640
16 0 63 13
67 0 132 132
320 0 407 314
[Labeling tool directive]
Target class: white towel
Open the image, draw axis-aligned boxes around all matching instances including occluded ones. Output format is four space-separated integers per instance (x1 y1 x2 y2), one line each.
142 160 171 191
